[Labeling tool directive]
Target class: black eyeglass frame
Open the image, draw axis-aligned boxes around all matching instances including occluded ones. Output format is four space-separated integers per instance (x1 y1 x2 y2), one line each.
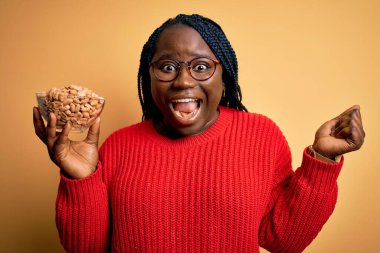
150 57 221 82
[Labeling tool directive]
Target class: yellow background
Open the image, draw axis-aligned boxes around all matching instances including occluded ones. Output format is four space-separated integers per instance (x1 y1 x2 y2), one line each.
1 0 379 252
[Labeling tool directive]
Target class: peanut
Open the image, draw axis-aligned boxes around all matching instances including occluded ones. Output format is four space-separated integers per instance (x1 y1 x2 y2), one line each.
42 85 104 131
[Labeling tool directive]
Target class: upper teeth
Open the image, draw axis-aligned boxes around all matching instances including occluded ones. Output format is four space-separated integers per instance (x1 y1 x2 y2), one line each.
172 98 197 103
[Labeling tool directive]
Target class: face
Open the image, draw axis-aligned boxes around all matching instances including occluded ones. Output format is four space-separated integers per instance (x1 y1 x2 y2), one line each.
150 25 223 137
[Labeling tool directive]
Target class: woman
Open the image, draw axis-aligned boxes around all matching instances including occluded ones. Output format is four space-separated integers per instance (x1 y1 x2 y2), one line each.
33 14 365 252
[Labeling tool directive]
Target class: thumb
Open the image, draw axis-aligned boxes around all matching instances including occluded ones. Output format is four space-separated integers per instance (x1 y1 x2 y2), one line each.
85 117 101 144
316 118 338 137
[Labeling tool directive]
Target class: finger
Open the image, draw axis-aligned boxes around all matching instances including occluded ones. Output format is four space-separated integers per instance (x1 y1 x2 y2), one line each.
335 126 352 139
333 116 356 136
342 107 361 122
334 109 364 136
336 105 360 119
85 117 101 145
56 122 71 145
33 107 47 143
355 127 365 147
335 123 364 149
333 120 349 136
353 109 365 138
350 120 365 148
46 112 57 148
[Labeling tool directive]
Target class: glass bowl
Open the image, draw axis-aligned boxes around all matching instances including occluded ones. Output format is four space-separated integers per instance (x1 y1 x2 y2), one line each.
36 85 105 132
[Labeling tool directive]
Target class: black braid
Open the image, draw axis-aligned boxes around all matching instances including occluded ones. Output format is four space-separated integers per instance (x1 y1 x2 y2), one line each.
137 14 248 120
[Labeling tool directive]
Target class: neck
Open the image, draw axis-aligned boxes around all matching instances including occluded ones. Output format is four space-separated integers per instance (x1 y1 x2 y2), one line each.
153 109 220 139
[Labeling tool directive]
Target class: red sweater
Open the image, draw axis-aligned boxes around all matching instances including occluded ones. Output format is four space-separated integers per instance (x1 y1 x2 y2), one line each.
56 106 343 253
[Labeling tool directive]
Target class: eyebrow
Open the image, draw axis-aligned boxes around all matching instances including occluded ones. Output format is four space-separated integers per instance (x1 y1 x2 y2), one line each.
154 53 213 61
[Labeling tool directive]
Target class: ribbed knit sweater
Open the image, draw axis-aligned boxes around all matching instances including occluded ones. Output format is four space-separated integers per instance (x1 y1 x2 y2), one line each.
56 106 343 253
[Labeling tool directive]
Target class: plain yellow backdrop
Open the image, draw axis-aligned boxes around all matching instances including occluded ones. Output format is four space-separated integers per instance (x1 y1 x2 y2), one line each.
0 0 379 252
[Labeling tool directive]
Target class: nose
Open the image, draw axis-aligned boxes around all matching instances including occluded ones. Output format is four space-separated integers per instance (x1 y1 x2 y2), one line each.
172 65 196 89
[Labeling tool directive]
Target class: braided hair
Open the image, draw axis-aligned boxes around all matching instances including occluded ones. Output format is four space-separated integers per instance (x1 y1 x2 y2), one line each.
137 14 248 120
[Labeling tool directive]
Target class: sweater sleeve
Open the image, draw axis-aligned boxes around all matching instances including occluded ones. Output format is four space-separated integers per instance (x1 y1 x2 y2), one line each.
55 162 110 253
54 129 121 253
258 134 343 252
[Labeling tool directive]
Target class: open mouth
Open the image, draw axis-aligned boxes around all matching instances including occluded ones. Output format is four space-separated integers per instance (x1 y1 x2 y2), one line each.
170 98 201 121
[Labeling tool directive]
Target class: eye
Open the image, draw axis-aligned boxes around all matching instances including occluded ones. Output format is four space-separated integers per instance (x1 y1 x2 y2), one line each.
159 62 178 73
193 64 208 72
191 58 213 72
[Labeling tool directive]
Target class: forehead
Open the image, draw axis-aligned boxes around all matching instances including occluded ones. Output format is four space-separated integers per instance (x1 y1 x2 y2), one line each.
153 24 216 60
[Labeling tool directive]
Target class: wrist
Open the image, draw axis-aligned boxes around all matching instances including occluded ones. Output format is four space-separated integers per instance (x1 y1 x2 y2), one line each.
308 145 342 163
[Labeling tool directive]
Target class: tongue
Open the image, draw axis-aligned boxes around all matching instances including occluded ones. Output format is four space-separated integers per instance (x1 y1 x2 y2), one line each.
173 101 198 113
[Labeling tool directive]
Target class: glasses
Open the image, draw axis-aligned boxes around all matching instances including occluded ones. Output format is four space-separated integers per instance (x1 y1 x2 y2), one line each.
150 57 220 82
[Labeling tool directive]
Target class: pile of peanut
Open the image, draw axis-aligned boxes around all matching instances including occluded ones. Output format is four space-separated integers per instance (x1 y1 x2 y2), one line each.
43 85 105 130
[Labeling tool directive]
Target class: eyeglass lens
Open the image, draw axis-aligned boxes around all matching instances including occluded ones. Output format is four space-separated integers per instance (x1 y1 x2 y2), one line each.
152 57 217 82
